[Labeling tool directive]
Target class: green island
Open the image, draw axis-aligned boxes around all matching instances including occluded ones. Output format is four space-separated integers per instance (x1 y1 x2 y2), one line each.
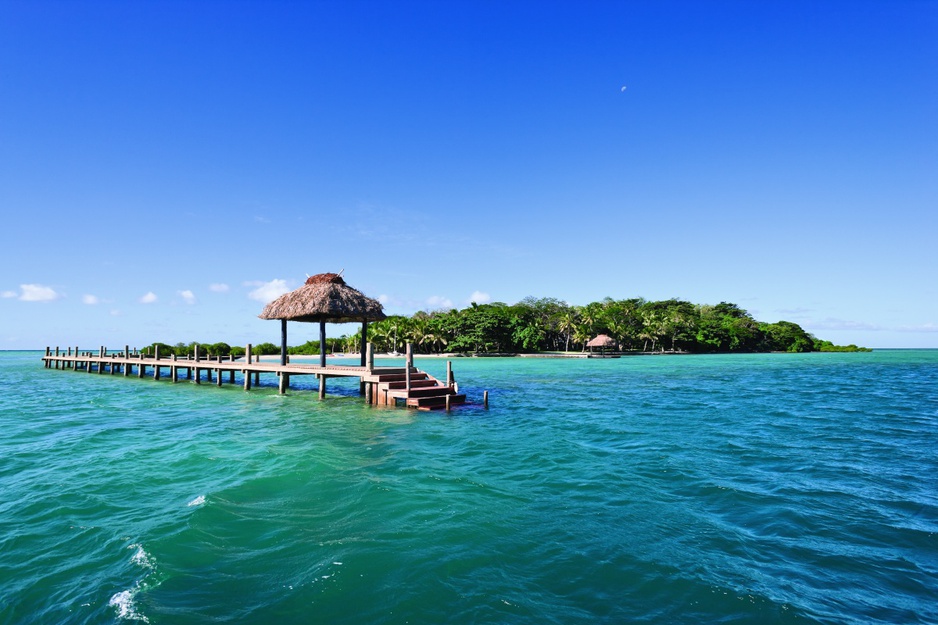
145 297 869 357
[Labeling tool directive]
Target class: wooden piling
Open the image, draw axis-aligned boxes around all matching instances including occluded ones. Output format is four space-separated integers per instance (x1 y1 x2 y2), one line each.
405 344 412 393
279 372 289 395
243 369 251 390
318 375 326 399
483 390 489 409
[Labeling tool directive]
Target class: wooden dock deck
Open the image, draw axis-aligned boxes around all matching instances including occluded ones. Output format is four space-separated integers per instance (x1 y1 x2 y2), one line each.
41 345 473 411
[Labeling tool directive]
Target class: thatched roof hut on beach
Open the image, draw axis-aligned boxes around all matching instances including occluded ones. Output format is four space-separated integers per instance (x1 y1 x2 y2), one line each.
586 334 617 357
259 272 386 366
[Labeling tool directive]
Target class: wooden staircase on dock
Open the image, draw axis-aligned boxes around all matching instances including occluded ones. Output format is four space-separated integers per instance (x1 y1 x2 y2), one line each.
368 368 467 410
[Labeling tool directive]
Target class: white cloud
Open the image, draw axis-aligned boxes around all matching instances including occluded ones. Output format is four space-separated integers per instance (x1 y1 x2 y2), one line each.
468 290 491 305
248 279 290 303
139 292 158 304
178 290 196 304
209 283 230 293
897 323 938 333
426 295 455 310
18 284 61 302
1 290 16 298
110 309 123 316
82 294 100 305
806 318 880 331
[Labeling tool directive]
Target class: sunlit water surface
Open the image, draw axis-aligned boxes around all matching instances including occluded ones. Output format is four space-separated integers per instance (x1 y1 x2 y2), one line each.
1 350 936 624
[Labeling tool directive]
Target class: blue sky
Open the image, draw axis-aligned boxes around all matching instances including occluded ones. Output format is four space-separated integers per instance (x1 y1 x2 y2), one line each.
1 0 936 350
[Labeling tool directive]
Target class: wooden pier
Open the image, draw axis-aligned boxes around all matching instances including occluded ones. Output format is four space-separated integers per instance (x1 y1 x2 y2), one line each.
41 343 469 411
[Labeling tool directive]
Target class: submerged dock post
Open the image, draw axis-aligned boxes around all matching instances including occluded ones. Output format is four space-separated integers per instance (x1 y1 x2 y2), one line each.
279 372 289 394
319 375 326 399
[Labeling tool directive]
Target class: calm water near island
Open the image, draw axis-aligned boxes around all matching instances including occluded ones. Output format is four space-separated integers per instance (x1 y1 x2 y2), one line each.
1 349 936 624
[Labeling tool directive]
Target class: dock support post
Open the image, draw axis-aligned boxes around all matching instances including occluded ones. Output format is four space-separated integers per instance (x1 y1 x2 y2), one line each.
364 380 373 403
154 364 161 380
447 360 453 387
445 393 451 412
319 375 326 399
216 367 222 387
194 345 200 384
366 343 374 372
246 343 252 365
484 390 489 409
55 347 60 369
138 363 145 378
172 355 178 383
45 347 50 368
279 372 289 395
74 347 80 371
254 371 260 386
405 344 413 393
243 369 251 390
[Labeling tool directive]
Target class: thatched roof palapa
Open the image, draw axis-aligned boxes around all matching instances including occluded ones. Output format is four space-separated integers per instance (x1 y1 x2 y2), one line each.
258 273 386 323
586 334 616 348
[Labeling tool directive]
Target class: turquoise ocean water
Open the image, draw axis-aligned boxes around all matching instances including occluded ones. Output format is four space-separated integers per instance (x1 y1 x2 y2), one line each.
1 350 936 624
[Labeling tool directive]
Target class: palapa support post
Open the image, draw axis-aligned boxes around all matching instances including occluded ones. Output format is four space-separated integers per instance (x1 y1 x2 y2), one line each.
360 321 368 367
320 320 327 367
366 343 374 372
280 319 288 367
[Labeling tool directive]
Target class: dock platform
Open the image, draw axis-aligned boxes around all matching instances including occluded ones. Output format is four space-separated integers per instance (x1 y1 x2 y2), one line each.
41 344 470 411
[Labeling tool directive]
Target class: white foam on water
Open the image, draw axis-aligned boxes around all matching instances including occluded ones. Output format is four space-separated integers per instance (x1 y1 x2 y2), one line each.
129 544 154 570
109 587 149 623
187 495 206 507
110 544 157 622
